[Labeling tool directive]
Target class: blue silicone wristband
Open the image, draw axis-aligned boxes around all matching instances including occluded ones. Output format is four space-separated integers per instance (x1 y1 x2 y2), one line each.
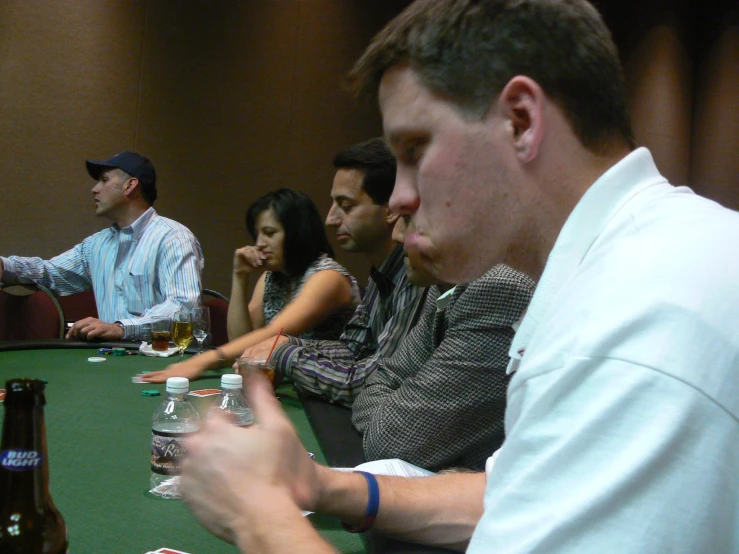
341 470 380 533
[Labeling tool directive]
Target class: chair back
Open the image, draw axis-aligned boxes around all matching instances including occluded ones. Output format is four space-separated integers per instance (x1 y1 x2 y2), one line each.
202 288 229 347
0 284 65 340
56 290 98 329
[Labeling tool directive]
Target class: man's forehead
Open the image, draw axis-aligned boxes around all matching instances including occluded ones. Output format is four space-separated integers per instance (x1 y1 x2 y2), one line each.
379 66 435 147
330 168 367 200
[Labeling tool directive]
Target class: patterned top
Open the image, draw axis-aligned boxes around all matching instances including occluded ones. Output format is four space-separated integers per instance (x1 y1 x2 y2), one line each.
352 264 535 471
272 245 428 407
261 254 361 341
1 207 204 341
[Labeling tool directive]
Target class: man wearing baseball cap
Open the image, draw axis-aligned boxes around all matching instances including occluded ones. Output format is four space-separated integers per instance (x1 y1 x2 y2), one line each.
0 151 204 342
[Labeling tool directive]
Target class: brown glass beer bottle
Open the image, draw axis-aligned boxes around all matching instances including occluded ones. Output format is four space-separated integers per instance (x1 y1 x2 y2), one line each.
0 379 68 553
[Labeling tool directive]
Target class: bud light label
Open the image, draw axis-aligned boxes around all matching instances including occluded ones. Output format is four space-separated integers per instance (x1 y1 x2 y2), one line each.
1 449 43 471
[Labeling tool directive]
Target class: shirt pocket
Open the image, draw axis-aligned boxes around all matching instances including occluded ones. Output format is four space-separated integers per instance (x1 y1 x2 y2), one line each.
124 273 150 316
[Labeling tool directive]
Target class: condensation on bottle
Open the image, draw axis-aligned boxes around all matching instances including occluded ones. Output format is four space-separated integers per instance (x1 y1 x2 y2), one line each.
149 377 200 499
208 374 253 427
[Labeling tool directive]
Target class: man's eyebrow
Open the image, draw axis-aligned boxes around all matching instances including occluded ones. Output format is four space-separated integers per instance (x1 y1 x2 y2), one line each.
332 194 355 203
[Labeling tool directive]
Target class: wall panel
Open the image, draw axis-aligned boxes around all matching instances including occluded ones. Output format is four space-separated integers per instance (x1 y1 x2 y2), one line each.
0 0 146 256
0 0 410 296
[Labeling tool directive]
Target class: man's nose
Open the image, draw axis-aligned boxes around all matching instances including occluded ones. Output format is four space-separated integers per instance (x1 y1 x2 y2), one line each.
389 169 420 215
325 205 339 226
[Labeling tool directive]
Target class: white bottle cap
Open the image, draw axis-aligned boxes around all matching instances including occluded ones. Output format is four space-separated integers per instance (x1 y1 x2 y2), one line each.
221 374 243 389
166 377 190 393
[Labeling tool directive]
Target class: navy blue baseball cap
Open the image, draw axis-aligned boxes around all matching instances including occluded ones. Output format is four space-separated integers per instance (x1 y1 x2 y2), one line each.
85 151 156 188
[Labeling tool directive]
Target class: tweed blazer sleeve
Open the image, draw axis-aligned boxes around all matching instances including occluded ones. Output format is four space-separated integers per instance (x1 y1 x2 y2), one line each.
352 264 535 471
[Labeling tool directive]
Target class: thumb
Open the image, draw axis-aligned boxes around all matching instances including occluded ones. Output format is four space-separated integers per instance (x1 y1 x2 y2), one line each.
244 369 286 428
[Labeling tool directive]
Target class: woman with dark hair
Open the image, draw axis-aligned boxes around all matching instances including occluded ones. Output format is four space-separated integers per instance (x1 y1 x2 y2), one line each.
142 188 360 383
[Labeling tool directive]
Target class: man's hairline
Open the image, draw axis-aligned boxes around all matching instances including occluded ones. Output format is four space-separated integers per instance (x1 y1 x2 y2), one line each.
378 62 500 127
331 167 389 208
98 166 134 183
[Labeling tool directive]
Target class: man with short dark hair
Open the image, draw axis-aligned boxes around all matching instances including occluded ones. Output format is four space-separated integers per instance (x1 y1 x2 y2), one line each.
0 152 203 341
241 137 427 406
182 1 739 552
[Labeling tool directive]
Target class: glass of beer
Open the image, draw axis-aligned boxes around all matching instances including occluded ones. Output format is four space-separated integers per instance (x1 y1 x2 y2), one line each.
172 311 193 356
236 356 275 385
151 316 172 351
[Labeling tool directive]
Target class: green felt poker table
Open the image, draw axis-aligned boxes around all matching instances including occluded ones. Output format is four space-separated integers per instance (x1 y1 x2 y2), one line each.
0 346 366 554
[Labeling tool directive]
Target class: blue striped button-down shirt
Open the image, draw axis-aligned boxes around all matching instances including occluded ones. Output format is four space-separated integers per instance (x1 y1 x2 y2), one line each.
1 208 204 340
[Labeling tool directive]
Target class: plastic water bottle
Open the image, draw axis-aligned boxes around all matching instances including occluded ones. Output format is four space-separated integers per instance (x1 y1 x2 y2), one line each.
208 374 253 426
150 377 200 498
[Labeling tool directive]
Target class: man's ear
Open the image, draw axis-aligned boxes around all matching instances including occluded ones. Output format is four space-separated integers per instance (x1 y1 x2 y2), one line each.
498 76 545 163
386 208 401 226
124 177 140 198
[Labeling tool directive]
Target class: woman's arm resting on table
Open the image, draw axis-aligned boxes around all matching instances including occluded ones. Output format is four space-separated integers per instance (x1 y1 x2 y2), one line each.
226 268 354 362
139 270 352 383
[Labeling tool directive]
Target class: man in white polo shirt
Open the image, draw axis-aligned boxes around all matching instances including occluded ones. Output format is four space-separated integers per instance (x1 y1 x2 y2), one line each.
179 1 739 553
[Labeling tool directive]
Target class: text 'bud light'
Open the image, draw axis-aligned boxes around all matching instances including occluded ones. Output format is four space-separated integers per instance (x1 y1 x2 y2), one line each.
0 449 44 471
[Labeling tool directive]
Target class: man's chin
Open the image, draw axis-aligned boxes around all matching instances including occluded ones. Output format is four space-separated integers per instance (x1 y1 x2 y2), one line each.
406 270 439 288
336 239 358 252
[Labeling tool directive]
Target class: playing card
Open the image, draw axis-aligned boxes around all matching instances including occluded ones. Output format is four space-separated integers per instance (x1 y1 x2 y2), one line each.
188 389 221 396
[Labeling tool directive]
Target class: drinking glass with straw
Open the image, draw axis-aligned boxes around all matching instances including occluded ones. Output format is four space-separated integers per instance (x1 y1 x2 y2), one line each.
236 328 283 386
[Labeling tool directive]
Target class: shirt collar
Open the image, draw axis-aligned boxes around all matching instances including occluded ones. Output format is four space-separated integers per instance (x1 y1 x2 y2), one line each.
507 148 666 373
435 285 457 311
112 207 157 240
370 244 406 298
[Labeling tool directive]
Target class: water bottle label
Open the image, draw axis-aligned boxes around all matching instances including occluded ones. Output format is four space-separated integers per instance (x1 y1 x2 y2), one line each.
150 430 197 475
0 448 43 471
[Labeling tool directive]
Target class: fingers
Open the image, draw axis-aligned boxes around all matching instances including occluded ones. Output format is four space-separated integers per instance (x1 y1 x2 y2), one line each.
235 246 267 270
243 370 287 428
66 317 96 340
86 325 106 340
199 409 233 435
143 365 180 383
140 371 167 383
143 361 200 382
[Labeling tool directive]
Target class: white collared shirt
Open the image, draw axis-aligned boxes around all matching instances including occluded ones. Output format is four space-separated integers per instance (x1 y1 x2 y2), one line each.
470 148 739 553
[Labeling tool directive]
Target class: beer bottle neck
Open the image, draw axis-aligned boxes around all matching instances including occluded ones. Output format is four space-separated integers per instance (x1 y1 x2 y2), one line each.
1 403 52 510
